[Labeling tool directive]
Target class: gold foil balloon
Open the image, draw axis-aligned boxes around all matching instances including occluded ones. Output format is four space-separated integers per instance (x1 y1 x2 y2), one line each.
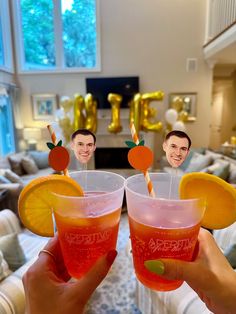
171 96 184 112
73 94 85 130
59 117 74 143
107 93 123 133
84 93 97 133
231 136 236 145
60 96 74 114
140 91 164 132
178 110 189 122
141 91 164 101
132 93 142 135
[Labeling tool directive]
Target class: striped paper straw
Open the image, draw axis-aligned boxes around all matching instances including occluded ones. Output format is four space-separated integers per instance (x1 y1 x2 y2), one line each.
47 124 69 177
130 122 156 197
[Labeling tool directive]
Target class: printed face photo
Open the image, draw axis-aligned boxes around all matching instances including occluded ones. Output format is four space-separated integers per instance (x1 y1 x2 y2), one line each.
70 134 96 164
163 135 189 168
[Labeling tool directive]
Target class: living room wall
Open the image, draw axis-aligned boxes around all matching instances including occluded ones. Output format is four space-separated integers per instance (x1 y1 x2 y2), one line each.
15 0 213 162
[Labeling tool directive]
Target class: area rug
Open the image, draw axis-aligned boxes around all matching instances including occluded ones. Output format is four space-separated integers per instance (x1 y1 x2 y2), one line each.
85 212 142 314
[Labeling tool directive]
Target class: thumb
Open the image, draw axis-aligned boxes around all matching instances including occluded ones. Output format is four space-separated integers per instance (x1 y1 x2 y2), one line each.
144 258 202 283
69 250 118 301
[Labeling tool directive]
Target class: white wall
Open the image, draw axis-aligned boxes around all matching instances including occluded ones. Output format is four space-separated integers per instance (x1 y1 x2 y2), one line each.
15 0 213 164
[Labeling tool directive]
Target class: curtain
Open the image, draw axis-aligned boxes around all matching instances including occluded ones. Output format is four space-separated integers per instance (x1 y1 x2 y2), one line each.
0 86 16 156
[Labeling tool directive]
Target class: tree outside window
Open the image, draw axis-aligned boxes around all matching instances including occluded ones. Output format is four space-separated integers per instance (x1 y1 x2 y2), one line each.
17 0 99 72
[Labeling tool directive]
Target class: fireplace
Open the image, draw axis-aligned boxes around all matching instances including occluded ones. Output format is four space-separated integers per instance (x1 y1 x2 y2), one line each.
95 147 132 169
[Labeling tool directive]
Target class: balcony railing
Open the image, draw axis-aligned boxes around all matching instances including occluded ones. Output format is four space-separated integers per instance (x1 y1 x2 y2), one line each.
205 0 236 44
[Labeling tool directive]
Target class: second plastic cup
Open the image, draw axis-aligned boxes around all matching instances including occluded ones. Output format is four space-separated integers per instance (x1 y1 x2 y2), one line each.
52 170 125 279
125 173 205 291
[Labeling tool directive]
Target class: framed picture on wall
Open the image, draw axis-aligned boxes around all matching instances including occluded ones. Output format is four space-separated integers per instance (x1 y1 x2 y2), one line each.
32 94 58 120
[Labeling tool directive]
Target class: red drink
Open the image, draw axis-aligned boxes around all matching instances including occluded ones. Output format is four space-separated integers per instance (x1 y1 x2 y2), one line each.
129 216 201 291
54 207 121 279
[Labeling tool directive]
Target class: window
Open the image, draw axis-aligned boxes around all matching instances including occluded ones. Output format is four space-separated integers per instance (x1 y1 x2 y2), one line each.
0 88 16 156
0 1 13 72
13 0 100 73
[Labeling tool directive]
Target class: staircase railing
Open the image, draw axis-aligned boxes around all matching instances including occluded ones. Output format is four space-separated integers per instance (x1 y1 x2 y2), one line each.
205 0 236 44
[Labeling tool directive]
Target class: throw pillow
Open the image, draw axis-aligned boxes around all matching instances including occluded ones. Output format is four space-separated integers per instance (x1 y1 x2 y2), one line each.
0 209 22 236
21 156 39 174
0 233 26 271
224 243 236 268
210 160 230 181
205 150 223 161
185 154 212 172
0 175 11 184
0 250 11 281
0 156 11 170
8 152 26 176
4 169 24 184
229 170 236 184
29 151 49 169
179 150 194 171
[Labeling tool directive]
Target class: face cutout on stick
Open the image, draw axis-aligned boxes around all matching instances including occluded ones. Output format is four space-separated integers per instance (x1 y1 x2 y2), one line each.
163 131 191 168
70 129 96 164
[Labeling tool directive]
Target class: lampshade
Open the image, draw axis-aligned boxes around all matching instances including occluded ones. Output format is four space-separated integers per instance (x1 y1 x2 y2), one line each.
23 128 42 141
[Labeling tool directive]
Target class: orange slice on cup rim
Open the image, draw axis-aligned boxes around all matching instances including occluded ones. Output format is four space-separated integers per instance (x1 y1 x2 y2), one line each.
18 174 84 237
179 172 236 229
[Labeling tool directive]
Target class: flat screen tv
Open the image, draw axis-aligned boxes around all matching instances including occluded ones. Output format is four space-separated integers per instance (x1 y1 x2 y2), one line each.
86 76 139 109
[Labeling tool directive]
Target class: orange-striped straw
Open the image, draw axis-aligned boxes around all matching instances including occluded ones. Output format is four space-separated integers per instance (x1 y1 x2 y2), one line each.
47 125 69 177
130 122 156 197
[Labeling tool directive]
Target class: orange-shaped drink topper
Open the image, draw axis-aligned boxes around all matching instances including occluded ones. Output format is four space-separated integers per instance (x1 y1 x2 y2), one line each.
47 140 70 171
126 139 154 172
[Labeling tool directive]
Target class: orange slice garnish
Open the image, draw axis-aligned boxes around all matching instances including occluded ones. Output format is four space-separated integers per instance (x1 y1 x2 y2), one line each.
179 172 236 229
18 175 83 237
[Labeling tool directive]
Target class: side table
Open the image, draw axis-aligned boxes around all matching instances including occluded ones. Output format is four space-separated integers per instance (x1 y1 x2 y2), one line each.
0 189 9 211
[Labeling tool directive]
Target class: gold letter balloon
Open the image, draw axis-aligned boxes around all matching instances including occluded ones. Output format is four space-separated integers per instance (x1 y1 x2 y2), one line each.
107 93 123 133
73 94 85 130
84 93 97 133
140 91 164 132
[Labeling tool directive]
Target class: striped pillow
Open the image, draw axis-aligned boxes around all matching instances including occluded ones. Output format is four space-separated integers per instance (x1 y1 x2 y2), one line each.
0 234 26 271
0 251 11 282
0 210 21 237
0 274 25 314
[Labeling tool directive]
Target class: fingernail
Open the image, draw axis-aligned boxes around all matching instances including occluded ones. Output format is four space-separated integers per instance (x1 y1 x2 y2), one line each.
106 250 118 265
144 260 165 275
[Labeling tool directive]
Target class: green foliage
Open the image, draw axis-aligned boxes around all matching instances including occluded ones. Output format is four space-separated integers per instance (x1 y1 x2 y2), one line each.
20 0 55 68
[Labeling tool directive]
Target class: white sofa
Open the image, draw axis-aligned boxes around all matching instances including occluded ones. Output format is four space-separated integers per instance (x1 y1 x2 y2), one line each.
0 209 48 314
135 221 236 314
161 149 236 185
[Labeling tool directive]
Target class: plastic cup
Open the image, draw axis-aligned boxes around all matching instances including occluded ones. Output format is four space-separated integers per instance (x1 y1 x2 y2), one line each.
125 172 205 291
52 170 125 279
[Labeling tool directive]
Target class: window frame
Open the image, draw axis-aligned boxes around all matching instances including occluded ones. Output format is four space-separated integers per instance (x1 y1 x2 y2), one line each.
0 0 14 73
12 0 101 74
